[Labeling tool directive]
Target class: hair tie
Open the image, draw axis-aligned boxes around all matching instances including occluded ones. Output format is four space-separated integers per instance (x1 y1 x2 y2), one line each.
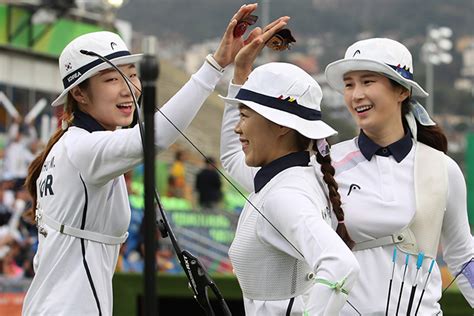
405 99 436 140
61 120 68 130
338 220 344 224
316 138 330 157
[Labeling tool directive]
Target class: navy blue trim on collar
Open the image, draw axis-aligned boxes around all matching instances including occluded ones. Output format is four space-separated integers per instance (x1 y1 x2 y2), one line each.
62 50 131 89
236 89 322 121
358 129 413 163
254 151 310 193
72 110 106 133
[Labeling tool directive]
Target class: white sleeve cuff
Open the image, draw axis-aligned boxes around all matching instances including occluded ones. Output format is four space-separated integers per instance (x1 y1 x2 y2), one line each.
227 81 242 99
192 61 225 91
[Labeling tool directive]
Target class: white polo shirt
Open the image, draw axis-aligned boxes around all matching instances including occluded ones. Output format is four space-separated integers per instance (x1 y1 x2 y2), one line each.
22 61 224 316
220 83 360 315
331 132 474 315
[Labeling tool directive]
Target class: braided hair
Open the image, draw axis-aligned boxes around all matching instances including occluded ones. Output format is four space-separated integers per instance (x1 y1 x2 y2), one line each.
314 144 355 249
294 131 355 249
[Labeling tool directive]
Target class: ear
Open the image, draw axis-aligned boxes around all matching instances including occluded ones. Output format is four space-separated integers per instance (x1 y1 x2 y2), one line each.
398 87 410 103
70 86 87 104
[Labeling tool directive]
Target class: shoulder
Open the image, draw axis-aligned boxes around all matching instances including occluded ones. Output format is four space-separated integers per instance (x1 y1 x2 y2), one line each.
330 137 360 161
266 167 324 206
444 154 465 184
63 126 91 143
417 143 465 183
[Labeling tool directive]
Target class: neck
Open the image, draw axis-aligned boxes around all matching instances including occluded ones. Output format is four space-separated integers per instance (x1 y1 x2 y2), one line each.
363 120 405 147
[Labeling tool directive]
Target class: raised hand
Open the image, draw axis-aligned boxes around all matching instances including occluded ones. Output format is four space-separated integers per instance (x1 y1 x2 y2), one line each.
213 3 259 68
233 16 290 85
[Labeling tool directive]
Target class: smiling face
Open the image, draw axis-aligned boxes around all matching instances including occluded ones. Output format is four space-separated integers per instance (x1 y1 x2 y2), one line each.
234 105 294 167
71 64 141 130
343 70 409 143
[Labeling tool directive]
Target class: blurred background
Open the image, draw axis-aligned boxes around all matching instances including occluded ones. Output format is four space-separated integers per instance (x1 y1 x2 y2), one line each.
0 0 472 314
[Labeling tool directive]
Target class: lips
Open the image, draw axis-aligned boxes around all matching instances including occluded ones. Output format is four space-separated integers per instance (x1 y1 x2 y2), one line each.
355 105 373 113
116 102 134 115
239 138 249 151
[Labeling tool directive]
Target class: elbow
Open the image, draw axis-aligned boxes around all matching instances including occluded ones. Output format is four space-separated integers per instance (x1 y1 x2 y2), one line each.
219 149 233 174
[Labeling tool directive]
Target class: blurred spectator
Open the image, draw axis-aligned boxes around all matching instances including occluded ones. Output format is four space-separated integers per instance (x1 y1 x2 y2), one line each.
2 116 37 187
195 157 222 209
168 150 186 198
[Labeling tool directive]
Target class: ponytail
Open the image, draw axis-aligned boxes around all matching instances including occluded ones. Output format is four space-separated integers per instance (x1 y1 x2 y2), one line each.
23 87 84 223
24 128 67 222
314 144 355 249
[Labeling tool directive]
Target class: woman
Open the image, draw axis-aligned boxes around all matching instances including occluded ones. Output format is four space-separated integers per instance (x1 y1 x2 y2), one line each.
21 4 260 315
220 22 359 315
325 37 474 315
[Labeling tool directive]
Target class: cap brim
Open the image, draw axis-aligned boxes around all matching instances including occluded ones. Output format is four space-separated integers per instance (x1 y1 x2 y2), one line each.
51 53 143 107
325 59 428 98
220 95 338 140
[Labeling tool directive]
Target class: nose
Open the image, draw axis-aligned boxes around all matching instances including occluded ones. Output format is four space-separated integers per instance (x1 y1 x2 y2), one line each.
119 78 132 97
120 78 142 101
352 84 365 101
234 119 242 135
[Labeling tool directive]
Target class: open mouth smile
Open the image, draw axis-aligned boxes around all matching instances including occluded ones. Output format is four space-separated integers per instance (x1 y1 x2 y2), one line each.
355 105 373 113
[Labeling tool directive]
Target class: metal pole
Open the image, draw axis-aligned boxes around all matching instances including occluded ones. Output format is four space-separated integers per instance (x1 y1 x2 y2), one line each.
426 60 434 115
140 36 159 316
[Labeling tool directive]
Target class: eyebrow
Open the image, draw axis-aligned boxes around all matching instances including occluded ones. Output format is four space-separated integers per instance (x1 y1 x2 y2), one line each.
343 73 379 81
99 64 136 76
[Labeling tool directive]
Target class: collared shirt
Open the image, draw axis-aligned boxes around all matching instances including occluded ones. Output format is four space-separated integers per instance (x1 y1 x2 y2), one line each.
73 110 106 132
221 82 360 316
254 151 310 193
330 137 474 315
358 128 412 163
23 61 225 316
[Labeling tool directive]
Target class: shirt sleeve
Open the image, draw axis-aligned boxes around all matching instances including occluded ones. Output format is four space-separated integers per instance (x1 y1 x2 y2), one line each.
258 182 360 314
65 127 143 185
440 156 474 307
219 81 258 193
65 61 224 185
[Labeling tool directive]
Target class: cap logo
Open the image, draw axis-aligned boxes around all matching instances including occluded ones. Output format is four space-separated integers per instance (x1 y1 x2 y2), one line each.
352 50 361 57
67 71 82 83
65 62 72 71
110 42 118 50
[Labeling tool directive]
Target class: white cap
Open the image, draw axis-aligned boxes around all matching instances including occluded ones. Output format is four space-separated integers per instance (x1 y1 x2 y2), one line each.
52 31 142 107
325 38 428 98
221 62 337 140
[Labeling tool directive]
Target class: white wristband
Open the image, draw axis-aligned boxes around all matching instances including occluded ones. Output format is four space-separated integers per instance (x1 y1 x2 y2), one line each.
205 54 226 73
